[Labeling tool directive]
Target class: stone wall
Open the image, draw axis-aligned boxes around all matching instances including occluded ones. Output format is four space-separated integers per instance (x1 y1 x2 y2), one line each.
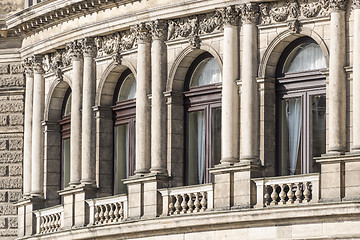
0 62 24 238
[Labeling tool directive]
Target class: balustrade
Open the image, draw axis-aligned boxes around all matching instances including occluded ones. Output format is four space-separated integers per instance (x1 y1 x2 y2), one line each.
159 184 213 216
252 173 319 207
34 205 63 234
86 194 127 225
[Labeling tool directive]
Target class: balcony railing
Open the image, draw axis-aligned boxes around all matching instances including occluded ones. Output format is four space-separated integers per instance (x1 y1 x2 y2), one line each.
34 205 63 234
252 173 320 207
159 184 213 216
86 194 128 226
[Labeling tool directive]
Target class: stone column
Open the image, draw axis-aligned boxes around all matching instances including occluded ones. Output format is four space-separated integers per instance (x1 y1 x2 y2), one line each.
240 3 259 162
31 55 45 197
328 0 347 153
134 23 151 175
81 38 96 185
353 1 360 151
67 40 83 186
150 20 167 174
220 6 240 164
23 59 34 197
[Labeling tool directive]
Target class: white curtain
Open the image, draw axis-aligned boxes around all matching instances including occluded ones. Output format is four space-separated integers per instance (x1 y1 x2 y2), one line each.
286 98 302 175
197 111 205 184
190 57 221 87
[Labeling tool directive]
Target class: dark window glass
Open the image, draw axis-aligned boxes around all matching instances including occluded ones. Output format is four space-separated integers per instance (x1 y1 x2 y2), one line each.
60 89 71 189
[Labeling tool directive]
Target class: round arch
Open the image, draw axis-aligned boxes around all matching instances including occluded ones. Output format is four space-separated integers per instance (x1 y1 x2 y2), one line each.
96 59 137 107
258 28 329 79
167 43 223 92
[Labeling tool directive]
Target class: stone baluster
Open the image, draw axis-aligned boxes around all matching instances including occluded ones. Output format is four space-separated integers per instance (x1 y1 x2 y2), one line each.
303 182 311 202
295 183 303 203
23 58 34 197
31 55 45 197
169 196 175 215
150 20 168 174
194 193 201 212
181 193 187 214
81 37 97 185
287 183 294 204
328 0 347 153
175 194 181 214
134 23 151 175
200 192 207 212
67 40 83 185
188 193 194 213
241 3 260 162
264 186 271 206
279 184 287 204
219 6 240 164
270 184 278 205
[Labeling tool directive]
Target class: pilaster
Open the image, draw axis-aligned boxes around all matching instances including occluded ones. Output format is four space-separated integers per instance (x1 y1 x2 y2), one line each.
15 198 45 237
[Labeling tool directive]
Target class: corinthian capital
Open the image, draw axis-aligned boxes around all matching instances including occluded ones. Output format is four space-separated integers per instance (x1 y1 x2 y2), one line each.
353 0 360 9
66 40 83 61
218 5 240 27
132 22 151 43
32 55 44 74
23 57 33 76
151 20 168 41
329 0 348 11
241 3 260 24
82 37 97 58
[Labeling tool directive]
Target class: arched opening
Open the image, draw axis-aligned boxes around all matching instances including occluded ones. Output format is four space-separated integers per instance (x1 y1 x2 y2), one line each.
276 36 326 175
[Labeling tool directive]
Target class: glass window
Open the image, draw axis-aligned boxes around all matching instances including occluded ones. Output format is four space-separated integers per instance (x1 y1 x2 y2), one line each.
112 69 136 194
276 37 326 176
60 89 71 189
185 53 221 185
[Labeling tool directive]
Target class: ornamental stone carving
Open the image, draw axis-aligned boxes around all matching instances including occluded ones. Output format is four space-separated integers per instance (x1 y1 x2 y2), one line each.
120 30 137 51
23 58 33 76
241 3 260 24
0 76 24 88
32 55 44 74
133 23 151 43
353 0 360 9
66 40 83 61
329 0 348 11
198 12 223 34
167 16 198 40
0 65 9 75
82 37 97 57
151 20 168 41
288 19 301 33
50 52 64 81
218 5 240 27
95 33 121 58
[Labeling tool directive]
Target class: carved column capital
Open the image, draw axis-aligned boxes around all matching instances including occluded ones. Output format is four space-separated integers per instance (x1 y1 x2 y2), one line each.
241 3 260 24
50 51 63 81
133 22 152 43
218 5 240 27
353 0 360 9
66 40 83 61
151 20 168 41
23 57 34 76
329 0 349 11
32 55 44 74
82 37 97 58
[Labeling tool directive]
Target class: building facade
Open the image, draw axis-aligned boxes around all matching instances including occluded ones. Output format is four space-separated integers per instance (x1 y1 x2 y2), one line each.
1 0 360 239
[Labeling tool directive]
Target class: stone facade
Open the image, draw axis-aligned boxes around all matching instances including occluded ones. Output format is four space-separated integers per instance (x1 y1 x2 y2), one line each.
1 0 360 239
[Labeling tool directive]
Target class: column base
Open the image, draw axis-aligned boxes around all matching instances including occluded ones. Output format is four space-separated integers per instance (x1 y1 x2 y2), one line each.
134 169 150 176
220 157 239 165
240 156 261 165
80 179 96 186
149 167 167 174
30 191 43 198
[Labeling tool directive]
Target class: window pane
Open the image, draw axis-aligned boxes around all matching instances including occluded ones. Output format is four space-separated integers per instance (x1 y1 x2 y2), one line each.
281 98 302 175
190 57 221 87
283 43 326 73
211 108 221 167
311 95 326 172
117 73 136 101
187 110 205 185
63 93 71 117
62 139 70 188
114 124 129 194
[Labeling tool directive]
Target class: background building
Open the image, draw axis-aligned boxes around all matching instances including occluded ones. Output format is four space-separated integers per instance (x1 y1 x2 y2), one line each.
0 0 360 239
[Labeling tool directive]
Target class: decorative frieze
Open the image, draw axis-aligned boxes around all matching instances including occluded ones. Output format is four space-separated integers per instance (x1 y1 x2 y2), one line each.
0 65 9 75
0 103 23 113
95 30 136 59
10 64 23 74
0 76 24 88
259 0 331 25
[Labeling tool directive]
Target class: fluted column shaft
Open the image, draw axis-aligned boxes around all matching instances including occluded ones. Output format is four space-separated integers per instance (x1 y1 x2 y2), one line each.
220 7 239 164
241 5 259 162
328 3 347 153
68 41 83 185
23 62 34 197
135 24 151 175
353 4 360 151
31 56 45 197
81 38 96 185
150 21 167 174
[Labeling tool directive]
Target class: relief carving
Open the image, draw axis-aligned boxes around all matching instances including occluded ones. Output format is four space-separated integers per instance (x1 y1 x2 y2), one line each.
133 23 152 43
0 65 9 75
82 37 97 57
198 12 223 34
329 0 348 11
66 40 83 61
120 30 137 51
32 55 44 74
167 16 198 40
10 64 23 74
241 3 260 23
218 5 240 27
151 20 168 40
0 76 24 87
95 33 121 58
353 0 360 9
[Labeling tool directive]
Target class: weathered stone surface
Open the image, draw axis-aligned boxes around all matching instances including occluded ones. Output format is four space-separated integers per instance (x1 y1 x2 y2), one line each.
9 114 23 125
8 139 22 150
0 167 7 177
0 65 9 75
0 218 6 229
8 191 21 202
0 178 22 189
0 205 17 215
0 102 23 113
9 165 21 176
0 115 7 126
0 152 22 163
0 192 6 202
10 64 23 74
0 140 7 150
8 217 17 228
0 76 24 87
0 229 17 236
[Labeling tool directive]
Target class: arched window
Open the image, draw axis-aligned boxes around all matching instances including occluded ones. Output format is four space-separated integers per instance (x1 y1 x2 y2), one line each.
184 52 222 185
112 69 136 194
276 37 326 175
59 89 71 189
